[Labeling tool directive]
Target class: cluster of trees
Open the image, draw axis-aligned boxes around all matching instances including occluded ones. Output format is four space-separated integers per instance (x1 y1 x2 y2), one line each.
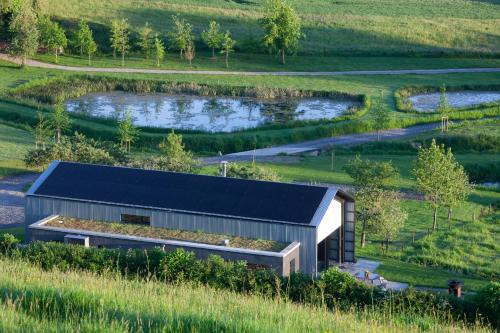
344 138 471 251
344 155 407 251
3 0 302 67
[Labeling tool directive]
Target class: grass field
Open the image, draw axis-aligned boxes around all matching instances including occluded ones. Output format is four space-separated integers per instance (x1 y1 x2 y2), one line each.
41 0 500 57
0 257 493 333
0 122 34 178
32 52 500 72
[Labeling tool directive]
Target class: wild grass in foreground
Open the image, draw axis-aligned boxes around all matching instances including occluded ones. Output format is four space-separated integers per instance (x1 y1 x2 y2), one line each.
0 258 492 333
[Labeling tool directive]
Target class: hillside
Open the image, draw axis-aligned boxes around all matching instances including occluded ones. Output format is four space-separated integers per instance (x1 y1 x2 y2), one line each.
40 0 500 56
0 258 493 333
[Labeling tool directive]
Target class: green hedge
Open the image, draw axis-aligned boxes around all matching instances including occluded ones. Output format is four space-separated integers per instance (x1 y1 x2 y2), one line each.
1 235 498 328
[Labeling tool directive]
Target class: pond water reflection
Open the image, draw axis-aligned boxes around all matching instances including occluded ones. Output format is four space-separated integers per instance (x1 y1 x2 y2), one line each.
65 91 360 132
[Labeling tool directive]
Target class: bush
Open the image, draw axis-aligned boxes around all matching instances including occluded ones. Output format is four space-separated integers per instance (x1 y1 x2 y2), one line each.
319 268 375 308
474 282 500 328
159 248 202 283
0 233 19 256
2 236 495 327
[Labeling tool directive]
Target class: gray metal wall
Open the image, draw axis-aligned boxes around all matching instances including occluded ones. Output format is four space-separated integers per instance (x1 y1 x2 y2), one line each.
25 196 318 275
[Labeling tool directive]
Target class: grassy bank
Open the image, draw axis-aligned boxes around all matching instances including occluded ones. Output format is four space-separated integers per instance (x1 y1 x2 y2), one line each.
39 0 500 57
0 122 35 178
0 258 493 333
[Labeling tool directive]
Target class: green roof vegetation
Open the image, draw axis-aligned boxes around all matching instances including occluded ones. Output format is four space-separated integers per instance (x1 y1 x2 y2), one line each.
45 216 287 252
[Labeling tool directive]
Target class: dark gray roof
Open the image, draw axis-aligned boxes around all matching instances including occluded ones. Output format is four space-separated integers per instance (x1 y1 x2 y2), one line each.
30 161 330 225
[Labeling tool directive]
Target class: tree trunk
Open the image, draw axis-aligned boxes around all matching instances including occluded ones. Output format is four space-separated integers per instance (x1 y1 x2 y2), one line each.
157 57 160 67
55 49 58 63
225 51 229 68
432 206 438 231
57 129 61 143
180 49 183 59
113 49 116 59
212 47 215 58
360 221 367 248
121 50 125 67
80 46 83 56
281 49 285 64
447 207 452 226
88 53 91 66
386 239 389 253
377 130 380 141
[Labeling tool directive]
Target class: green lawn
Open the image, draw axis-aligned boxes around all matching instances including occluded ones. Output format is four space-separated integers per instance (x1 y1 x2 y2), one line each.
32 52 500 72
0 122 35 178
42 0 500 57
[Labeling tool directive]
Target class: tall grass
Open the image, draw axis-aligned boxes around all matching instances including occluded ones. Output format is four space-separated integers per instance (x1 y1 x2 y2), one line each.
0 258 492 333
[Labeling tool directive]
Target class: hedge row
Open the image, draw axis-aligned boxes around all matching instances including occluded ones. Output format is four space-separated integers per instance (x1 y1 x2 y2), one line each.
0 234 499 328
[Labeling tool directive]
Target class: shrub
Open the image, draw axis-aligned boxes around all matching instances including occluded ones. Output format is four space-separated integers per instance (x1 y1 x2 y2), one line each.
319 267 375 308
474 282 500 328
0 234 19 256
159 248 202 283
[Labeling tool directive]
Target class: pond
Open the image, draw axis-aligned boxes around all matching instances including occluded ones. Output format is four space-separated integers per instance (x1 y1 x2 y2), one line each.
64 91 360 132
406 91 500 112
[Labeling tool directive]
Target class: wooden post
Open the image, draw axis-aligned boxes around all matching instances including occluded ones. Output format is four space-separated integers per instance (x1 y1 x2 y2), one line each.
472 212 476 222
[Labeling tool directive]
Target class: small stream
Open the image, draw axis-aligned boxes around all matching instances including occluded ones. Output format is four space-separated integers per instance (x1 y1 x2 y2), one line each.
65 91 361 132
406 91 500 112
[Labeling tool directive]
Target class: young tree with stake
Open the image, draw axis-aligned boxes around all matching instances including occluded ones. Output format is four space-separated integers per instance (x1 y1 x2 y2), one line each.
261 0 302 64
220 30 235 68
201 20 222 58
52 102 71 143
168 15 193 59
76 20 97 64
9 1 39 67
153 34 165 67
117 111 139 153
138 22 153 59
33 111 52 149
40 18 67 63
110 18 129 65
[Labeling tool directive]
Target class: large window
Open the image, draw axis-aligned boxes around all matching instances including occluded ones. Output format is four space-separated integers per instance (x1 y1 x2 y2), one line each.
121 214 150 225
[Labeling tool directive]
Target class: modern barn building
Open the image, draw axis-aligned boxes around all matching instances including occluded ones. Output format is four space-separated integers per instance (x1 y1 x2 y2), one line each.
25 161 355 276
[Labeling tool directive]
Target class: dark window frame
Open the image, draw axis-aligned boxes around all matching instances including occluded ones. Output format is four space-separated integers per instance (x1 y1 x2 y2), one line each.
120 214 151 225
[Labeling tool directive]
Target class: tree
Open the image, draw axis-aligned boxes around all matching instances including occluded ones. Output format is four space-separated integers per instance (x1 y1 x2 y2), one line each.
201 20 222 58
343 155 398 188
153 34 165 67
80 22 97 65
168 15 193 59
76 19 97 64
128 131 200 173
372 190 407 253
372 106 390 141
52 102 71 143
356 188 406 252
33 111 52 149
226 163 280 181
117 110 139 152
138 22 153 59
441 149 471 226
413 139 469 231
184 42 195 67
220 30 235 68
9 0 39 66
39 17 67 63
344 156 399 247
261 0 302 64
75 19 87 56
437 84 450 115
110 18 129 66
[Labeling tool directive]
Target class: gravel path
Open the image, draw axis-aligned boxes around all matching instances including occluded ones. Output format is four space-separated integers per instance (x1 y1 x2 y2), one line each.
1 54 499 77
203 122 441 164
0 173 39 227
